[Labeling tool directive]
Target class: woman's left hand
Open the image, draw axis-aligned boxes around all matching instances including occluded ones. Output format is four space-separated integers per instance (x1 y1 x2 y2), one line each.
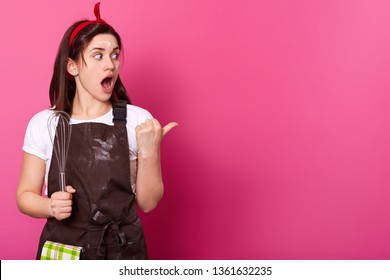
136 119 178 158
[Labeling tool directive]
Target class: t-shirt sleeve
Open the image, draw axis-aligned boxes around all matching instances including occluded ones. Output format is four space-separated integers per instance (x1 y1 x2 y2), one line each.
22 111 49 161
127 105 153 161
135 108 153 123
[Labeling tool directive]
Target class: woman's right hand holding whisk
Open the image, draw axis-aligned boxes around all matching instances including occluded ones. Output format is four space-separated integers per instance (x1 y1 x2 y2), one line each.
50 186 76 221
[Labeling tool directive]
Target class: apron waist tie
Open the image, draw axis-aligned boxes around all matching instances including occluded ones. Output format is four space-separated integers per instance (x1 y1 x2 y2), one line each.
89 210 130 259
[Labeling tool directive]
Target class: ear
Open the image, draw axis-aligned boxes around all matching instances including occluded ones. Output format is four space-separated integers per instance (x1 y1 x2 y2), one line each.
67 58 79 77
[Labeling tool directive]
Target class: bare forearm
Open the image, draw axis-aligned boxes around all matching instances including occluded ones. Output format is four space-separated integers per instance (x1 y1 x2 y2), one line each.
134 118 177 212
17 152 75 221
16 191 53 219
135 151 164 213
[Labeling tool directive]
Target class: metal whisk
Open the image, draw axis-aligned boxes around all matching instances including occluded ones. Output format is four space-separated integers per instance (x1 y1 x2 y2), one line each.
47 111 72 192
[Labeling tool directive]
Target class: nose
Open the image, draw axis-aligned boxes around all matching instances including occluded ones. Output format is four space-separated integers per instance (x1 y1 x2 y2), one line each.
104 56 115 71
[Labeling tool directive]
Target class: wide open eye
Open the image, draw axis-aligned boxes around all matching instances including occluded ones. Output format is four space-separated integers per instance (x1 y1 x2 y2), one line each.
93 53 103 60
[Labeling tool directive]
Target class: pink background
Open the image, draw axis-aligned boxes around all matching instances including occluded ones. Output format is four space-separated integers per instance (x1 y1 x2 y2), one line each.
1 0 390 259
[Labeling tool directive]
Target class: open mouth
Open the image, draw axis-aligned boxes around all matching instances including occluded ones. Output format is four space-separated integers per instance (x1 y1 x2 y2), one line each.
101 77 113 90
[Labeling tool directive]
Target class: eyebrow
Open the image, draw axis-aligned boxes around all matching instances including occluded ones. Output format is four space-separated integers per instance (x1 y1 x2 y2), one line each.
88 46 120 53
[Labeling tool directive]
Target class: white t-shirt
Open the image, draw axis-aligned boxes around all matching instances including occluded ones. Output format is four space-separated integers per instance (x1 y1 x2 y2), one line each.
22 105 153 193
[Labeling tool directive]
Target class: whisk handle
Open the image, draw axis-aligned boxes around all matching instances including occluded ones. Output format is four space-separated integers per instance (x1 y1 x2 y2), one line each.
59 172 66 192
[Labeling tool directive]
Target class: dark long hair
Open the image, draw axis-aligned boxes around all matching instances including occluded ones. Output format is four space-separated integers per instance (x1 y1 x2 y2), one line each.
49 20 131 113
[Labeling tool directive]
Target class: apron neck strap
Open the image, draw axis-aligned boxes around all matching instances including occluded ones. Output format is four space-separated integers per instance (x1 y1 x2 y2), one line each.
112 100 127 125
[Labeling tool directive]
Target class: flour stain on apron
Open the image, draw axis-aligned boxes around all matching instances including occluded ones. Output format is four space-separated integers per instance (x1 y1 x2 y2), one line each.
92 134 117 161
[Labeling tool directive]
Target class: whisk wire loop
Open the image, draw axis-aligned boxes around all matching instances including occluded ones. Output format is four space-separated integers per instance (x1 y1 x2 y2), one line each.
47 111 72 192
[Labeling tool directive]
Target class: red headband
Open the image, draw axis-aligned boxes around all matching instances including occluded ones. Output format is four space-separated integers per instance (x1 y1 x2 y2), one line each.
68 2 109 47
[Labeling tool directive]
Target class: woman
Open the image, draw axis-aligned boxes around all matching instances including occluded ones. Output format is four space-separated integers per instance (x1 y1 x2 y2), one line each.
16 3 176 259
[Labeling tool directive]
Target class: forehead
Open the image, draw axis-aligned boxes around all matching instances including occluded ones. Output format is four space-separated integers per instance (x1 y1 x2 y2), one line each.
86 34 119 50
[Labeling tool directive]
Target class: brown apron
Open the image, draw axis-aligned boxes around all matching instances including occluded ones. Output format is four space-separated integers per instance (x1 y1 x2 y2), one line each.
36 101 148 259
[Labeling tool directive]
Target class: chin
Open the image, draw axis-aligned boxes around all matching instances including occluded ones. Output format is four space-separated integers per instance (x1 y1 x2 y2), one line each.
95 94 113 103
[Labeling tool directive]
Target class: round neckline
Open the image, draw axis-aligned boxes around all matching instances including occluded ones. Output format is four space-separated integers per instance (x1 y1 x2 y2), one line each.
70 108 113 123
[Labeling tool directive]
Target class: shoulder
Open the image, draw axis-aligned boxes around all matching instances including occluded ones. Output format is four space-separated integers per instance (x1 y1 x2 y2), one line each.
23 109 53 160
125 105 153 157
27 109 54 129
126 104 153 125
